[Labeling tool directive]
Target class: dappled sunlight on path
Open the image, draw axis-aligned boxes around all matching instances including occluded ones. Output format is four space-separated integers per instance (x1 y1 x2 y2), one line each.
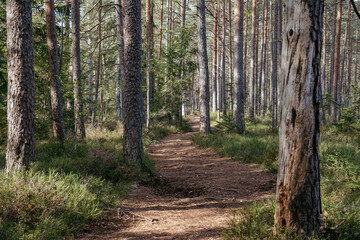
76 116 276 240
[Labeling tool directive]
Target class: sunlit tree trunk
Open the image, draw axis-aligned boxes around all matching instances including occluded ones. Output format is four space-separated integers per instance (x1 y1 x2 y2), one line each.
249 0 257 120
212 1 218 113
92 0 102 126
123 0 144 168
45 0 66 142
197 0 210 133
221 0 226 116
146 0 153 130
260 0 268 117
233 0 245 133
229 0 233 113
6 0 35 172
275 0 323 236
331 0 342 123
71 0 85 139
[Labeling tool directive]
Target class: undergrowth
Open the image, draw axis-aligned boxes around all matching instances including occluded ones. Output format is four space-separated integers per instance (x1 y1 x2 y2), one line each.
0 115 187 240
193 114 360 239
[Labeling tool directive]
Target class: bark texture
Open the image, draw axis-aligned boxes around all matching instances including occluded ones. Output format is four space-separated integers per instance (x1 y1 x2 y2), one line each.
45 0 66 142
6 0 35 171
197 0 210 133
249 0 257 120
115 0 124 119
71 0 85 139
275 0 323 236
233 0 245 133
146 0 153 130
331 0 342 122
211 1 218 113
123 0 144 168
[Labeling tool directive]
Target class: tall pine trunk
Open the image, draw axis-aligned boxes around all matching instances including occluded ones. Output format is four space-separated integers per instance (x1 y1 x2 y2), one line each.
123 0 144 168
146 0 153 130
71 0 85 139
211 1 218 113
233 0 245 133
115 0 124 119
331 0 342 122
6 0 35 171
249 0 257 120
275 0 323 236
45 0 66 142
197 0 210 133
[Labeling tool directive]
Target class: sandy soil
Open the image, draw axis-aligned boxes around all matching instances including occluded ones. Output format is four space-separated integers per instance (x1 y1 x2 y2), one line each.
76 116 276 240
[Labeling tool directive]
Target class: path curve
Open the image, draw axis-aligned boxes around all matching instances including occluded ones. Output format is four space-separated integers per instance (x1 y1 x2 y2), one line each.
77 116 276 240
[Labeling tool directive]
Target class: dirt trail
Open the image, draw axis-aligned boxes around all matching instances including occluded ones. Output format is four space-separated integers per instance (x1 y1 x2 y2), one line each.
77 117 276 240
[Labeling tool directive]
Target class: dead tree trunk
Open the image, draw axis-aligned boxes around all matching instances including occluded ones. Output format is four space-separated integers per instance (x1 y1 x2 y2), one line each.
197 0 211 133
275 0 323 236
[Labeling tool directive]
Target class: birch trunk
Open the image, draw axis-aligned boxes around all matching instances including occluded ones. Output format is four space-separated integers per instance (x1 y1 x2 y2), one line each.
146 0 153 130
249 0 257 120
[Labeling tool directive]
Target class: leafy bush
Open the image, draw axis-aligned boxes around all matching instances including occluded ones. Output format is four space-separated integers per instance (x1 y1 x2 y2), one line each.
0 170 117 240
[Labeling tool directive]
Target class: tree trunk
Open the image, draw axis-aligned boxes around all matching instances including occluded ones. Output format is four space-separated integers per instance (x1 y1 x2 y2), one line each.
261 0 268 117
249 0 257 120
45 0 66 142
233 0 245 133
275 0 323 236
197 0 210 133
221 0 226 116
271 0 279 129
123 0 144 168
211 1 218 113
6 0 35 171
229 0 233 114
244 0 249 106
115 0 124 119
346 18 352 107
321 0 327 121
328 0 336 116
159 0 164 58
331 0 342 123
71 0 85 139
146 0 153 130
91 0 102 126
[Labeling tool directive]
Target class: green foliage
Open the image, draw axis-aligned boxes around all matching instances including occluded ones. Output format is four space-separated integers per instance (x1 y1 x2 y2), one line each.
223 200 303 240
197 115 360 239
0 170 121 240
193 116 278 172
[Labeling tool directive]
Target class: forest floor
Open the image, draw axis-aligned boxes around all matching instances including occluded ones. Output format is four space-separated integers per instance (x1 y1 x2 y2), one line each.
76 116 276 240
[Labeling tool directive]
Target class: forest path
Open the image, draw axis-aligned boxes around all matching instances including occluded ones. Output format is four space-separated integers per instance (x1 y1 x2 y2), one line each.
77 116 276 240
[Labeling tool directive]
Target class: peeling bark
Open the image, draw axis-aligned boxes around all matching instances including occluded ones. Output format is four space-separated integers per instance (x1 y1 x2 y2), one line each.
275 0 323 236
